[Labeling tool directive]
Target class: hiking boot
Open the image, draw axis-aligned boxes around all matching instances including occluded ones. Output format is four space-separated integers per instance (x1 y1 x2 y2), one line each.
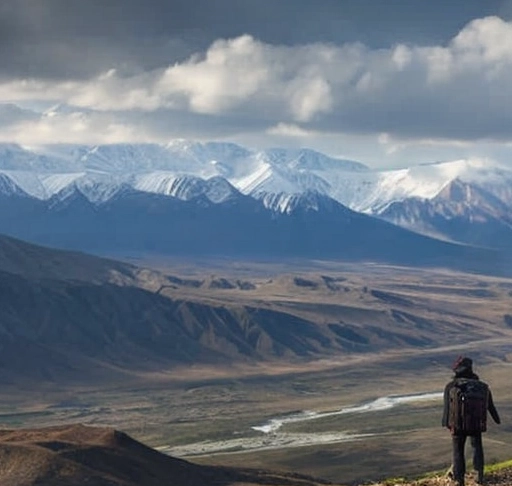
476 470 484 484
453 475 464 486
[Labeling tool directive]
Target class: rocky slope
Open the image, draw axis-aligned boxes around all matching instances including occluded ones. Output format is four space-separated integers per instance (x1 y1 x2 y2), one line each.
0 424 329 486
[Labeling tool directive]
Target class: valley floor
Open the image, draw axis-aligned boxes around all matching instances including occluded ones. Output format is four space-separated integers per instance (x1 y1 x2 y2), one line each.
2 345 512 484
2 259 512 484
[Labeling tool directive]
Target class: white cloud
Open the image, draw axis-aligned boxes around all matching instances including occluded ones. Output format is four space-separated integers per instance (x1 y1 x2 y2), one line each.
0 108 152 145
392 45 412 70
0 35 356 121
159 35 270 113
452 16 512 64
287 76 332 122
424 16 512 83
1 16 512 155
267 123 317 137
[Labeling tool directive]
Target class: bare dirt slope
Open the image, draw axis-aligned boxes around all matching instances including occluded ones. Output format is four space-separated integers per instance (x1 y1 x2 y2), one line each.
0 424 331 486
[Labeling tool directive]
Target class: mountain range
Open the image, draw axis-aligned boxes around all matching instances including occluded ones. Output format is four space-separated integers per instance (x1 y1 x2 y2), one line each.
0 142 511 272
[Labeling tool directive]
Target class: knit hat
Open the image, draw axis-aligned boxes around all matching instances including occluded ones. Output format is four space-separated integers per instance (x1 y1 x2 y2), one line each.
452 355 473 373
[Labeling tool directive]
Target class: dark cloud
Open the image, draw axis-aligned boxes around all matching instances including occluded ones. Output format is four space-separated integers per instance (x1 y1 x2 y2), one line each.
1 0 510 80
2 0 512 165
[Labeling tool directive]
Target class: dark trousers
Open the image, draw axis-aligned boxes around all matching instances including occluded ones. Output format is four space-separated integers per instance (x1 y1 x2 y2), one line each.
452 433 484 484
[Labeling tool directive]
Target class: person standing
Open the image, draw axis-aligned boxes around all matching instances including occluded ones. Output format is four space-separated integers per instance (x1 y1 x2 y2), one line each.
442 356 500 486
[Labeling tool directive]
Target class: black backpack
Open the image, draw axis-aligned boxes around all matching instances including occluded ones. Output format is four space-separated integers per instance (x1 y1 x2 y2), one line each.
448 378 489 434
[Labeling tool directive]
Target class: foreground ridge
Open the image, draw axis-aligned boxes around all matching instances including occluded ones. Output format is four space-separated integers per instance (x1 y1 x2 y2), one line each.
1 424 511 486
0 424 333 486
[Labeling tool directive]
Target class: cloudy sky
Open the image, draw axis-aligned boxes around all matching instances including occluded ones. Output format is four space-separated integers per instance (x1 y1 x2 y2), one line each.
1 0 512 168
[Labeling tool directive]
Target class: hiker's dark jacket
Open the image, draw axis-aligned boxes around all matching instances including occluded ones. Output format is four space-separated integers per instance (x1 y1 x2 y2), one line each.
442 369 500 430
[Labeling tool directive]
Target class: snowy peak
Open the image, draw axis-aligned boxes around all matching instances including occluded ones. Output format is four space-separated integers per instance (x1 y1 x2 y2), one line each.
0 141 368 200
260 192 313 214
260 190 352 216
264 147 367 172
428 178 512 221
76 179 133 204
0 173 29 197
346 158 512 214
202 176 241 204
79 144 172 173
232 148 367 197
134 173 240 203
0 142 511 222
0 142 509 267
166 140 251 164
378 176 512 247
47 184 94 211
435 178 503 207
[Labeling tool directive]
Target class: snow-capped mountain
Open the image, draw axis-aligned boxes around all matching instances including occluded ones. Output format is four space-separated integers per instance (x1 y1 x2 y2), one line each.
379 178 512 248
2 143 510 211
0 178 500 273
133 174 239 204
0 141 512 255
0 173 29 197
260 190 353 217
0 142 369 203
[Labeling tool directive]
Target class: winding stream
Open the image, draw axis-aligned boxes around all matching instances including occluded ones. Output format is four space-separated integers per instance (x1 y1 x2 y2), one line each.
162 391 443 457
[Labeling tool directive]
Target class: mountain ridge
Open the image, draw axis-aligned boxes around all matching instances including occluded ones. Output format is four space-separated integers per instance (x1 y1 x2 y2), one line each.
2 143 508 212
1 142 511 256
1 182 503 275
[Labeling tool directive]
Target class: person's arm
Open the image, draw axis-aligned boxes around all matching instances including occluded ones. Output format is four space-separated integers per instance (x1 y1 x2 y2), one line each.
442 382 451 427
488 389 501 424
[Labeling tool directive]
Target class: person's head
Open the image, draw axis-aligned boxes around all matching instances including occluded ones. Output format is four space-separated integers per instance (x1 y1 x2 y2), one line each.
452 355 473 376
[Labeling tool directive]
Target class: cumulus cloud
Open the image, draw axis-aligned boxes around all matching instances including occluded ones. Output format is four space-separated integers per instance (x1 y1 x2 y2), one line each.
1 16 512 148
160 35 271 113
0 105 153 145
267 123 317 138
0 34 343 122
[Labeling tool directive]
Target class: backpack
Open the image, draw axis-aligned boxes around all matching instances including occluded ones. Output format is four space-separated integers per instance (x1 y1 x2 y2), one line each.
448 378 489 434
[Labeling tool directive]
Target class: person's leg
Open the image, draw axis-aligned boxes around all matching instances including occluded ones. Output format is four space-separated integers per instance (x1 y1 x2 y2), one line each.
452 434 467 486
470 434 484 483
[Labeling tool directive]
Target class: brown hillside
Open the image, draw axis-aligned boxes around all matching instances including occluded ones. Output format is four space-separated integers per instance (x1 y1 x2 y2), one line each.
0 233 138 283
0 424 332 486
2 233 512 388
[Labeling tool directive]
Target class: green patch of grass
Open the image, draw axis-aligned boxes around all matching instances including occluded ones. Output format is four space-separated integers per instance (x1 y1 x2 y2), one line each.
381 477 408 485
485 459 512 473
404 459 512 484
